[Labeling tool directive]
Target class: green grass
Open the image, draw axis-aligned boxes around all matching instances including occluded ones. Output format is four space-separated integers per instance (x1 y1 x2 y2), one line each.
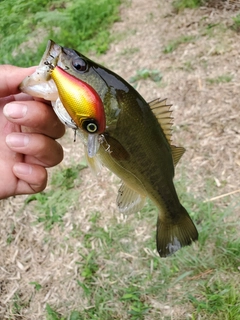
0 0 121 66
29 281 42 291
231 14 240 33
172 0 232 12
181 60 195 72
189 281 240 319
22 166 239 319
163 21 227 55
120 47 140 56
11 293 28 318
46 304 65 320
172 0 204 11
206 74 233 85
163 35 196 54
129 69 162 83
24 164 86 230
3 1 240 318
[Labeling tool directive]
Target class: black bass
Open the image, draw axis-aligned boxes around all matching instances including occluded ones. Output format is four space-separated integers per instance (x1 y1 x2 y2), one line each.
20 40 198 257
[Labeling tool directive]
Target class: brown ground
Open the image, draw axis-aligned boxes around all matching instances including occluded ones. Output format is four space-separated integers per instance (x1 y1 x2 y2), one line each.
0 0 240 319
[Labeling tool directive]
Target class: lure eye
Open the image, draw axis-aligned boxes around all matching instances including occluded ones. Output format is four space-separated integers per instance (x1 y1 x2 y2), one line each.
87 123 98 133
72 58 87 72
82 119 98 133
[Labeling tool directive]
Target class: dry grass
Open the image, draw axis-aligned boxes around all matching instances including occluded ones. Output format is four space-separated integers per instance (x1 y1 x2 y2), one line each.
1 0 240 319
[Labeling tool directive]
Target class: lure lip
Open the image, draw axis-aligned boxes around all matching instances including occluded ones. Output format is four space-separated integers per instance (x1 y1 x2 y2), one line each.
87 133 100 158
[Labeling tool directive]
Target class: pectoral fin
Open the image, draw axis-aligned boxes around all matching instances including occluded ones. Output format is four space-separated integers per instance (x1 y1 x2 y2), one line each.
103 134 130 161
117 182 146 214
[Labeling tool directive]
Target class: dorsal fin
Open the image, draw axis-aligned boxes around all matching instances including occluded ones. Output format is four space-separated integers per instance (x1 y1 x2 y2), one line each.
148 98 173 144
170 145 185 167
149 98 185 167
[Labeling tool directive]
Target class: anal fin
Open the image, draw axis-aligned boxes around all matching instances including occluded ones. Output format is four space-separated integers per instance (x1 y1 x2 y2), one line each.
117 182 146 214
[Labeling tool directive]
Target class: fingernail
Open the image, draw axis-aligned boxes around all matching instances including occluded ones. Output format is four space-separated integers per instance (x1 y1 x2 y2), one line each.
13 163 32 175
3 103 27 119
6 133 30 147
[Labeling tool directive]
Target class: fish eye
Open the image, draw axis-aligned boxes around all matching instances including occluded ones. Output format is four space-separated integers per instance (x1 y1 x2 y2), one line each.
82 120 98 133
72 58 87 72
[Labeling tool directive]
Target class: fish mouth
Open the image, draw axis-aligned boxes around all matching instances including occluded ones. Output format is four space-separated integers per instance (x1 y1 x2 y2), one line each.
40 39 62 66
19 40 102 157
19 40 79 101
19 40 62 100
20 40 78 129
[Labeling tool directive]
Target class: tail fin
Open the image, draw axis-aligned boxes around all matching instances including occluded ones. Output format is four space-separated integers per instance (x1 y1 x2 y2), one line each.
156 205 198 257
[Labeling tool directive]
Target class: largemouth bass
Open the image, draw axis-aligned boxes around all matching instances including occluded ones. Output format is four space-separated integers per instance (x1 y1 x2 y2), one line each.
20 40 198 257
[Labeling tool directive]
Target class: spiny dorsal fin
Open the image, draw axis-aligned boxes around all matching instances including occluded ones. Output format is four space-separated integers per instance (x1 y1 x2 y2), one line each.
170 145 185 167
148 98 173 144
149 98 185 166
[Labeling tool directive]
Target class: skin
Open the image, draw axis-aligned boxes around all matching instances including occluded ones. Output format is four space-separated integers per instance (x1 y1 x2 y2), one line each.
0 65 65 199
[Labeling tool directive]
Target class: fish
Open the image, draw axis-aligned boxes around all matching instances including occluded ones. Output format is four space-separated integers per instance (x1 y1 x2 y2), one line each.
20 40 198 257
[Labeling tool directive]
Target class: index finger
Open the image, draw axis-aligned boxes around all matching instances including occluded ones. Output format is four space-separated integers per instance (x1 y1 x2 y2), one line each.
0 65 36 98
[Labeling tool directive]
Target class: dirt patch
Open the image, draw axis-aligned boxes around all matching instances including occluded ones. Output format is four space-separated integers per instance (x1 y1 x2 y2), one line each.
205 0 240 10
1 0 240 319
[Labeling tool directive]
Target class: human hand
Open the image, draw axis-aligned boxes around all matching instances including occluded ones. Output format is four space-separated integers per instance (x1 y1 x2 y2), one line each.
0 65 65 199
